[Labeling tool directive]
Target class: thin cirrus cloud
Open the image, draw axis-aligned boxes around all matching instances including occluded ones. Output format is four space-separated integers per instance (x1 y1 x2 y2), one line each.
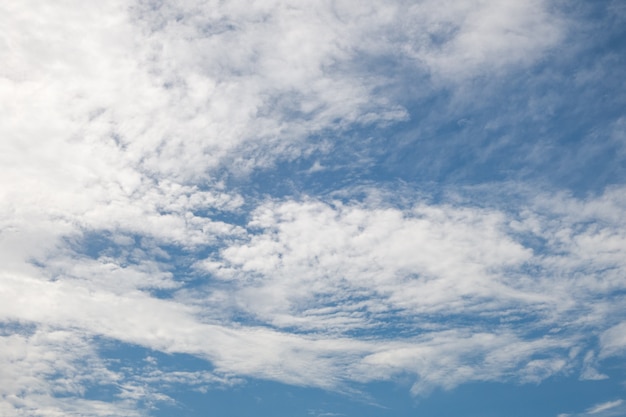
1 0 625 416
587 400 624 415
558 399 626 417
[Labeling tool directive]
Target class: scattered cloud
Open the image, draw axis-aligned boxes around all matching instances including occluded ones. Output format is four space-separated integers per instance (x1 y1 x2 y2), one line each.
1 0 623 415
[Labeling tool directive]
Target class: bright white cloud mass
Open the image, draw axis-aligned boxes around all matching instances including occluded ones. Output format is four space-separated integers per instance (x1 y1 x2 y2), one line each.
1 0 625 416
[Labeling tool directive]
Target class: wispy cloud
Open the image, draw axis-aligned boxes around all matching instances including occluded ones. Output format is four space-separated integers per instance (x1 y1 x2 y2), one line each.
0 326 142 416
587 400 624 415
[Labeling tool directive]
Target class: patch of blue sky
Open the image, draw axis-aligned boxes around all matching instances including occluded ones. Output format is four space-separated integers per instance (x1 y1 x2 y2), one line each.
410 371 626 417
0 321 38 337
144 371 626 417
63 231 143 261
84 339 236 406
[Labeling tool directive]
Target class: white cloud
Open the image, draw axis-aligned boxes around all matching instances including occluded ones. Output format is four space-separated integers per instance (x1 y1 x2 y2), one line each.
0 0 612 414
580 351 608 381
203 199 534 330
198 185 626 389
587 400 624 415
1 0 565 184
0 326 142 417
0 0 569 266
600 322 626 358
393 0 565 82
3 185 626 411
557 398 626 417
204 185 626 337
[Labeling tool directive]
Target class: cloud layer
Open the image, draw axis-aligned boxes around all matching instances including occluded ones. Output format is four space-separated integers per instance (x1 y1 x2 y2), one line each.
1 0 625 415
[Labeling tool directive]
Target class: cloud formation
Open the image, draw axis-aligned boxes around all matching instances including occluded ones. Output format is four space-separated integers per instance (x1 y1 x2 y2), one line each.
1 0 624 415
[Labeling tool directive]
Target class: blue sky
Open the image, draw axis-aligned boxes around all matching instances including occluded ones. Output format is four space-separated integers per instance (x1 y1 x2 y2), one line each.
1 0 626 416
